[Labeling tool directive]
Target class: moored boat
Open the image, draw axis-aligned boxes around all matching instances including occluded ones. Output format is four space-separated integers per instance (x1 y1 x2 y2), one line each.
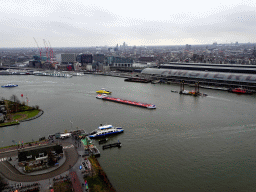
96 94 108 99
124 77 151 83
102 142 122 150
228 87 253 94
99 138 108 144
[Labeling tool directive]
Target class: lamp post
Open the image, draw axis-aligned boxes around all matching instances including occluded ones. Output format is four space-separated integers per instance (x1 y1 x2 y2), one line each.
70 120 73 130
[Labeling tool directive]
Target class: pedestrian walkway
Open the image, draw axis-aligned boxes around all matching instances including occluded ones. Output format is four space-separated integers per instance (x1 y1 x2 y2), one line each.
69 171 83 192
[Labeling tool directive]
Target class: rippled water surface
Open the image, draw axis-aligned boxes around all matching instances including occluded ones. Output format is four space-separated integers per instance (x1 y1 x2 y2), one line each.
1 75 256 191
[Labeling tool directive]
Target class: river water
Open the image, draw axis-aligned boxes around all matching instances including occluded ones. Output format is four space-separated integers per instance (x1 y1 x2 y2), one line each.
1 75 256 191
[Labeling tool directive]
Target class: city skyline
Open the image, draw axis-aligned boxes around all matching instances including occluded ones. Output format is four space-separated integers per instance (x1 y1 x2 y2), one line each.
1 0 256 48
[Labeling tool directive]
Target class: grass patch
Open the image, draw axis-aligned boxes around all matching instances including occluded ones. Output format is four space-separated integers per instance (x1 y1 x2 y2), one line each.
0 110 40 127
18 110 40 119
13 114 22 120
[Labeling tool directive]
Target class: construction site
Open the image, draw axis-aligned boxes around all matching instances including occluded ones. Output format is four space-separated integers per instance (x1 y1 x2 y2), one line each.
28 38 58 70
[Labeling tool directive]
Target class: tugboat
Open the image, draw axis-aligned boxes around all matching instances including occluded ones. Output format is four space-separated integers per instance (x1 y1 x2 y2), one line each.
228 87 253 94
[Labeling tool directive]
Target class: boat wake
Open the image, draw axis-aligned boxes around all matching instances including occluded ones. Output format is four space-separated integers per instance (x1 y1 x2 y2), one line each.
206 96 232 102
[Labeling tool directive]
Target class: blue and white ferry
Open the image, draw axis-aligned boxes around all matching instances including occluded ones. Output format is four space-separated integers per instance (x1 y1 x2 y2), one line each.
1 83 18 88
89 127 124 138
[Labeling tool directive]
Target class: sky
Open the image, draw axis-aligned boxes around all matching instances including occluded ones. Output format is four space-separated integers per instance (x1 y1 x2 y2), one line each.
1 0 256 47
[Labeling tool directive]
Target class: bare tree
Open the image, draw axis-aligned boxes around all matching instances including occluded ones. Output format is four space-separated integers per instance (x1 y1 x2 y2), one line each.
10 95 19 103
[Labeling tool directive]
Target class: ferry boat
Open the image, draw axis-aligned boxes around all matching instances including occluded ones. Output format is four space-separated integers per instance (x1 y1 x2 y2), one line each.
48 72 72 78
228 87 253 94
88 127 124 138
96 95 156 109
96 88 111 94
1 83 18 88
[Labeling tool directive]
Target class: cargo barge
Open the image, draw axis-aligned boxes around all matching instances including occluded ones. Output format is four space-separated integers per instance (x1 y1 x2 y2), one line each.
124 77 151 83
96 94 156 109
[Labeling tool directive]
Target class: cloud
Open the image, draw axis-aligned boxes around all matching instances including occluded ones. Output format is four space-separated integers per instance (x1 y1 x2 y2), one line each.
1 0 256 47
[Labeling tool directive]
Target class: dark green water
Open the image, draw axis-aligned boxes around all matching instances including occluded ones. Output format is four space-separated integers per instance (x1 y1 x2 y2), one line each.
1 75 256 191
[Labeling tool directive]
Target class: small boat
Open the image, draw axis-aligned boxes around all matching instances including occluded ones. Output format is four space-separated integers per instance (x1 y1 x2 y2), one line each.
228 87 253 94
1 83 18 88
99 138 108 144
96 94 108 99
89 127 124 138
151 80 160 84
96 88 111 94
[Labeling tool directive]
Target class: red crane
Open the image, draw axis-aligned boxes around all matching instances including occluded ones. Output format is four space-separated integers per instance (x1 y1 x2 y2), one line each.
33 37 42 57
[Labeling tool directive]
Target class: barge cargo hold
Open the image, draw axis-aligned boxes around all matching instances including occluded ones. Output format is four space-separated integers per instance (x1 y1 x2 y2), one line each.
96 95 156 109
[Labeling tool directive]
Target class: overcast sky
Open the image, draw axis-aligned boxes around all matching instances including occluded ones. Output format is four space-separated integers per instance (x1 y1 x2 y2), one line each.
1 0 256 47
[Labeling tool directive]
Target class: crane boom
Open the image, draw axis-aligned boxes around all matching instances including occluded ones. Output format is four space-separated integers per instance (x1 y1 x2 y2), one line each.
33 37 42 57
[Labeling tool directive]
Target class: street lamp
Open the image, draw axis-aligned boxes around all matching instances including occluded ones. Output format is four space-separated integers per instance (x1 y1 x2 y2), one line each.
70 120 73 130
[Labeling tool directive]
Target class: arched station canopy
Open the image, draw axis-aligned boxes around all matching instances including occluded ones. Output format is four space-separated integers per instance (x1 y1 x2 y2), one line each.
141 68 256 83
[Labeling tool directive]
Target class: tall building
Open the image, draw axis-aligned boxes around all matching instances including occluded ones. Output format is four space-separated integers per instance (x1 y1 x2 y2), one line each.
106 56 133 67
61 53 76 64
93 54 105 63
81 54 93 66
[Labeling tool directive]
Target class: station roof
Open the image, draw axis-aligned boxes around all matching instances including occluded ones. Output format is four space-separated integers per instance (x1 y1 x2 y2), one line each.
141 68 256 83
157 64 256 73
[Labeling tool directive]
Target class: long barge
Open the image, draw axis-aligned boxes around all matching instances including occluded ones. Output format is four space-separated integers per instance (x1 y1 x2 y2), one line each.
96 94 156 109
124 77 151 83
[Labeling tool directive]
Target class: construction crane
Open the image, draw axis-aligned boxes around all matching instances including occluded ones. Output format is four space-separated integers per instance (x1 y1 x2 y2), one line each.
43 39 49 62
48 41 55 61
33 37 42 57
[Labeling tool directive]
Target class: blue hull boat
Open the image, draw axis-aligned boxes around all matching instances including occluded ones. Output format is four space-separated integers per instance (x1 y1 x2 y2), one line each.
89 128 124 138
1 84 18 88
